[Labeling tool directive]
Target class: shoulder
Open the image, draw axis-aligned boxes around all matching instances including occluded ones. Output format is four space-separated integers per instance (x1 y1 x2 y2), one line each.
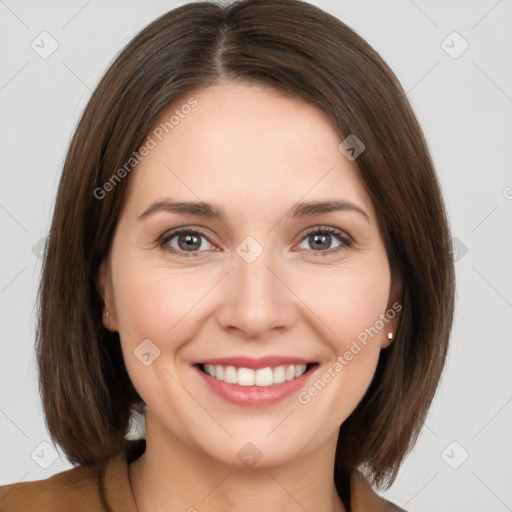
0 442 142 512
351 469 408 512
381 498 408 511
0 464 104 512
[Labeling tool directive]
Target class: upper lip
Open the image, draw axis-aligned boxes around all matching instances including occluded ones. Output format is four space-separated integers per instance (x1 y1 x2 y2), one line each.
193 356 315 370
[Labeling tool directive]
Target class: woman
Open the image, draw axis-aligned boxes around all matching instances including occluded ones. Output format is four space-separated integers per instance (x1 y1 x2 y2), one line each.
0 1 455 511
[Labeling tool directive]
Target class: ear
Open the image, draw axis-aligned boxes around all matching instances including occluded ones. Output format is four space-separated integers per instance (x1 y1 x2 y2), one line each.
381 272 403 349
96 258 118 332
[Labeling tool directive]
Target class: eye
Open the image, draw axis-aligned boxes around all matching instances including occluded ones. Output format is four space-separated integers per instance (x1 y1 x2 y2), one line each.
159 228 214 256
296 226 353 254
158 226 353 258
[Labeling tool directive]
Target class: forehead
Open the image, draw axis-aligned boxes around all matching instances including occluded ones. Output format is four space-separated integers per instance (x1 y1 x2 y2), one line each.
122 81 376 223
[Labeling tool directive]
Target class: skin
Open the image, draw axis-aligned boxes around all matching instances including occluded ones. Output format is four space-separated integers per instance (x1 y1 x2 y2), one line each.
97 79 401 512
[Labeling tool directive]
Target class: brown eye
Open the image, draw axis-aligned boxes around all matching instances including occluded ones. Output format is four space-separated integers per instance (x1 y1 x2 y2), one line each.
160 228 213 255
297 227 352 254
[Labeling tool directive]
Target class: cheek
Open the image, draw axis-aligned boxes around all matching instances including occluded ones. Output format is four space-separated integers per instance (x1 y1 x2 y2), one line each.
112 247 391 355
297 261 391 350
293 269 390 423
110 258 204 403
113 264 203 342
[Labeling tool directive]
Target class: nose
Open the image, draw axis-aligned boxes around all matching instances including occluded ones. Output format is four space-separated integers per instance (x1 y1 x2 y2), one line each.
216 246 297 340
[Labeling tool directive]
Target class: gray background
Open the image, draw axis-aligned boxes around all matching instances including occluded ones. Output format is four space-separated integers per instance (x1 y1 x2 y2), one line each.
1 1 511 510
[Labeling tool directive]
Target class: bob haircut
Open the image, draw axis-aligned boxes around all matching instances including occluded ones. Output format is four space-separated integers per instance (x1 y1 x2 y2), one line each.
37 0 455 509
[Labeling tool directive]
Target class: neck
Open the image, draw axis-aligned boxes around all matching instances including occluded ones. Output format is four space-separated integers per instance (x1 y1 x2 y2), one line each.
128 413 346 512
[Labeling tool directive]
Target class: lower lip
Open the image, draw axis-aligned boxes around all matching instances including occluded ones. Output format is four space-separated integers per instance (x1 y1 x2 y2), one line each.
194 365 317 407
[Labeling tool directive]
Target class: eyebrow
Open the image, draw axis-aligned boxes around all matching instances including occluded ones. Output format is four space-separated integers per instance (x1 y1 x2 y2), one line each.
137 198 370 223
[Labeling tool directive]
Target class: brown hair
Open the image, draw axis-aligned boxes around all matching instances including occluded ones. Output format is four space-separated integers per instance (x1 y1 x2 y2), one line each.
37 0 455 509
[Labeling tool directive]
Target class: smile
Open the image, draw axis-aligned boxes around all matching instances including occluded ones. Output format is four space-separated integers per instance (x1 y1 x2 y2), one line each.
193 358 319 407
198 363 314 387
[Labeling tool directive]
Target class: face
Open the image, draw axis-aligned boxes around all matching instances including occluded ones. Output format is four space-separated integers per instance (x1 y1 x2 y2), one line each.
98 80 400 468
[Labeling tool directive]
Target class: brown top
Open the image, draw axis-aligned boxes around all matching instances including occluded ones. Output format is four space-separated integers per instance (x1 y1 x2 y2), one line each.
0 442 405 512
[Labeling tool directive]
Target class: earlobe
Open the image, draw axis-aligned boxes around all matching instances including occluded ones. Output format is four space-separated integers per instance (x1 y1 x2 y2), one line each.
382 329 396 349
381 314 401 348
96 259 110 305
96 259 117 332
382 273 402 349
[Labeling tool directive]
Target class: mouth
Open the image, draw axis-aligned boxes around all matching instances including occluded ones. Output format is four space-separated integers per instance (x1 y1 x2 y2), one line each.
196 362 318 386
192 359 319 407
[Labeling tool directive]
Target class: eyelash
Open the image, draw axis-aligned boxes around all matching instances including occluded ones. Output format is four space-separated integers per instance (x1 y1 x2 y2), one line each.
158 226 353 257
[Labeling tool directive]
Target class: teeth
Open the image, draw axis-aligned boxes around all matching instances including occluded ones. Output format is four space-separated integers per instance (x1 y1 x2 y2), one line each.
295 364 307 377
238 367 254 386
224 366 237 383
273 365 286 384
201 363 309 387
254 367 273 386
